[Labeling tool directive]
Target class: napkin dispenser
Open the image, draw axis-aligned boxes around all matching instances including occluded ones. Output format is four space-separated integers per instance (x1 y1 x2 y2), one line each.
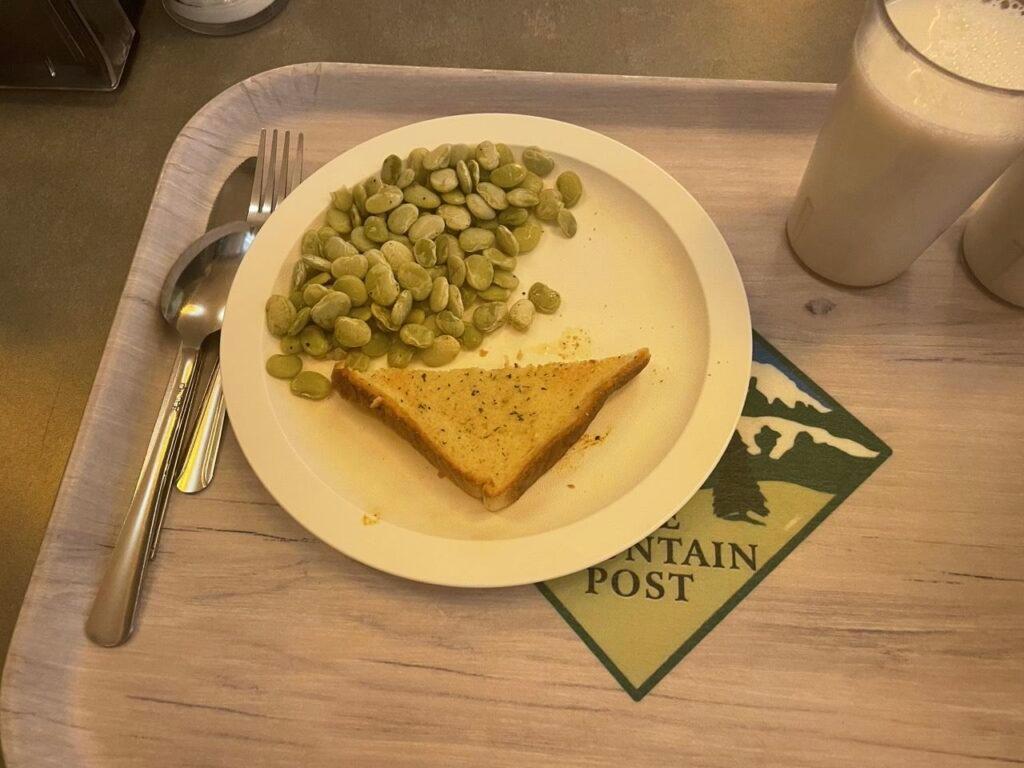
0 0 137 91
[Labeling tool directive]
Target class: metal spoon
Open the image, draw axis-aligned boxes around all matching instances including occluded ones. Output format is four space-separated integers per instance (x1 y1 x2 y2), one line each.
86 221 257 647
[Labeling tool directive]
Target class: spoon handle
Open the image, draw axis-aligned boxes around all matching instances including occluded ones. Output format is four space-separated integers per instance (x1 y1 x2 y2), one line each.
86 344 203 647
175 352 226 495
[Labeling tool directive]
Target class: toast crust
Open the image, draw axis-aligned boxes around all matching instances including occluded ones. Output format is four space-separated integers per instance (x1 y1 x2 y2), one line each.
332 349 650 510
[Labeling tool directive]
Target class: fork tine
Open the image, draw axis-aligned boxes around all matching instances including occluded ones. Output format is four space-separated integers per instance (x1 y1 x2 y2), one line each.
273 131 290 212
287 132 304 196
248 129 267 221
263 130 279 218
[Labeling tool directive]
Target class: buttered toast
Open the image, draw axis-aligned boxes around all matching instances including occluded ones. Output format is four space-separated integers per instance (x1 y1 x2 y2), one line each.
332 349 650 510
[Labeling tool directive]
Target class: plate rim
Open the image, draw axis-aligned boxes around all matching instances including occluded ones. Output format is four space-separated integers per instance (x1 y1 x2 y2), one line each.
221 113 751 587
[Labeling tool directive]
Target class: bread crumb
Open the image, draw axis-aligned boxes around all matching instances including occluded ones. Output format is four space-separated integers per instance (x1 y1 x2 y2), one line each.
479 349 489 357
362 512 380 526
567 483 576 489
370 396 382 409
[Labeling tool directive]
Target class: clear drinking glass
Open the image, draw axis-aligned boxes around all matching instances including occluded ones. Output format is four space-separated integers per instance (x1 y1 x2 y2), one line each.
963 154 1024 307
786 0 1024 287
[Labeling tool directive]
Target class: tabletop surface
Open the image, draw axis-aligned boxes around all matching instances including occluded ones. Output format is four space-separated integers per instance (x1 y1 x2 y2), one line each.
0 1 885 764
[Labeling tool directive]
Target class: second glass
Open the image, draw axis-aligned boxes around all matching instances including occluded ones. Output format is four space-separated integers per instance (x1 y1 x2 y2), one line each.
787 0 1024 287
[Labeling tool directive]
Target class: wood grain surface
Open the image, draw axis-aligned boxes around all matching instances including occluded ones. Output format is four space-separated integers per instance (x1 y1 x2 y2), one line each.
2 63 1021 768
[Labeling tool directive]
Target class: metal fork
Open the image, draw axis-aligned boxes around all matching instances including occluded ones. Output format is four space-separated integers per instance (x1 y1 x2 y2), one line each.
175 129 304 495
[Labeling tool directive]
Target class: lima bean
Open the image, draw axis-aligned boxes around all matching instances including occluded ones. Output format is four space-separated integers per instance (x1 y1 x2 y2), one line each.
300 325 331 357
350 226 375 252
387 202 419 234
366 263 400 306
381 240 414 270
492 271 519 291
521 146 555 177
429 277 450 313
429 168 458 193
556 170 583 207
495 142 515 166
334 316 373 348
311 291 351 329
435 309 465 337
361 331 391 358
330 252 369 279
365 185 404 214
364 215 390 243
447 284 465 317
325 236 358 261
475 141 500 171
408 213 445 241
460 324 483 350
265 295 296 337
413 238 437 268
333 274 368 306
438 204 471 231
508 298 535 331
479 285 511 302
399 323 435 349
497 207 529 227
513 220 543 253
435 233 461 264
287 306 311 336
528 282 561 314
421 335 460 367
506 188 540 208
465 253 494 291
423 143 452 171
557 209 578 238
459 227 495 253
381 154 403 185
266 354 302 379
466 193 495 221
290 371 332 400
301 253 333 273
303 283 329 307
403 184 441 209
490 163 527 189
387 340 415 368
472 301 508 333
483 247 516 272
326 207 353 235
331 186 354 211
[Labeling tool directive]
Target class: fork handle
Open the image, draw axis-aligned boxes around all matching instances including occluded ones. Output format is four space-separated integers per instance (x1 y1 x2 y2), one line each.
175 357 226 495
86 344 203 647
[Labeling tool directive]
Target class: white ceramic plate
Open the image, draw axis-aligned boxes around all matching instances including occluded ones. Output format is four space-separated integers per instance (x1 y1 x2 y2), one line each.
221 114 750 587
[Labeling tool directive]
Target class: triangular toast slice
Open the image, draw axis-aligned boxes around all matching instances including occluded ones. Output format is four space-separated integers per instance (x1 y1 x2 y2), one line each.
332 349 651 510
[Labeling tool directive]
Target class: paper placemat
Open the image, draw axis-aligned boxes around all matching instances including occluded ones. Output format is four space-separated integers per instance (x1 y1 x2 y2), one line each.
540 331 892 700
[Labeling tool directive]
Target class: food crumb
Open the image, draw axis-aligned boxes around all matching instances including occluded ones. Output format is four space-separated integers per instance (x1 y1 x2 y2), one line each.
567 483 576 489
479 349 489 357
362 512 380 526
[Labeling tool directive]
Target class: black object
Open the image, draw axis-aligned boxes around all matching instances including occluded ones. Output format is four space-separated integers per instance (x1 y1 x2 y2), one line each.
0 0 137 90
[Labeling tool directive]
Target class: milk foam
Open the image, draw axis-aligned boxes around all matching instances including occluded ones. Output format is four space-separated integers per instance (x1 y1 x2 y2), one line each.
889 0 1024 90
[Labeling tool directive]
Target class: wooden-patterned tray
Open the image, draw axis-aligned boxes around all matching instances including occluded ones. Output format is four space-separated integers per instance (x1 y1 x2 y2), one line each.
2 63 1021 768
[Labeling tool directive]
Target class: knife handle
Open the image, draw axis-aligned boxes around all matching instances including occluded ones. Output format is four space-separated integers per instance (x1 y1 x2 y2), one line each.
176 352 226 495
86 344 203 647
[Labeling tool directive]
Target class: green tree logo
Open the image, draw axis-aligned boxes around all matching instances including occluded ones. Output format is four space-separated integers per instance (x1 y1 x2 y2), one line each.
710 432 770 526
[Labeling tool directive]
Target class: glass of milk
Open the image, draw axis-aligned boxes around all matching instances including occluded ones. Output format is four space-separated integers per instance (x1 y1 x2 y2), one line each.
786 0 1024 287
963 154 1024 307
